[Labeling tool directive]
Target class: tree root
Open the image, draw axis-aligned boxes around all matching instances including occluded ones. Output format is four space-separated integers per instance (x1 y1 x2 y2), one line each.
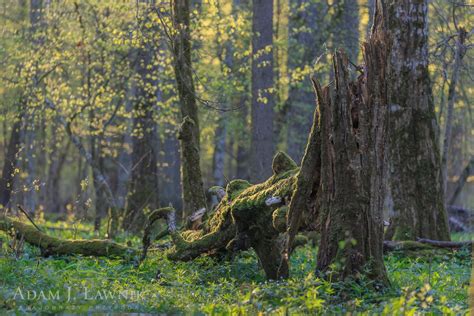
0 216 137 259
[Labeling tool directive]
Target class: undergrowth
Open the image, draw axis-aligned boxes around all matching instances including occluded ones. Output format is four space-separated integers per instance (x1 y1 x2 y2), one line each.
0 221 471 314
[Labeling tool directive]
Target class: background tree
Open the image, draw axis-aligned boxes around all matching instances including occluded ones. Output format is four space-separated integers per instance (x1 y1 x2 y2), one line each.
123 5 161 232
250 0 275 183
172 0 207 218
385 0 450 241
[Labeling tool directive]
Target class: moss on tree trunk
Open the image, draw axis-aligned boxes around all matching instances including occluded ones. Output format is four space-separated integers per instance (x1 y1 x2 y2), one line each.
172 0 207 219
385 0 450 241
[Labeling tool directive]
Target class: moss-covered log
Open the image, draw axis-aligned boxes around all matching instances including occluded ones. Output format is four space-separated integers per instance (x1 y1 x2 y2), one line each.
0 216 137 258
231 152 298 279
168 153 299 271
383 239 472 252
140 152 303 279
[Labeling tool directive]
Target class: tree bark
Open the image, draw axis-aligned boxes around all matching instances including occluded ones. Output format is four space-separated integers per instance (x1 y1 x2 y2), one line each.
386 0 450 241
250 0 275 183
172 0 207 218
284 78 322 269
315 10 390 284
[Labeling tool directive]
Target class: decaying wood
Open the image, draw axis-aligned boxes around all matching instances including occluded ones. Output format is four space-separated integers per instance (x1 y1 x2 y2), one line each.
139 152 302 279
0 216 136 258
285 79 322 251
314 11 390 283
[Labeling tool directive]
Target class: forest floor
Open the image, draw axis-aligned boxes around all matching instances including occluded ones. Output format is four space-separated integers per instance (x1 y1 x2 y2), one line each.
0 220 471 314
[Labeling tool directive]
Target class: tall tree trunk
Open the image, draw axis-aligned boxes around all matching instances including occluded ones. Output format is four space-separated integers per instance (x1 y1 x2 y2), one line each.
440 28 467 199
172 0 206 218
286 0 327 163
315 6 390 284
250 0 275 183
123 38 160 232
386 0 450 241
21 0 44 215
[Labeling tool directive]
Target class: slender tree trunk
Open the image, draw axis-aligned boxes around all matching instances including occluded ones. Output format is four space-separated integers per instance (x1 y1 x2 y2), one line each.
440 28 467 199
250 0 275 183
92 142 108 232
172 0 206 218
315 7 390 284
387 0 450 241
21 0 45 215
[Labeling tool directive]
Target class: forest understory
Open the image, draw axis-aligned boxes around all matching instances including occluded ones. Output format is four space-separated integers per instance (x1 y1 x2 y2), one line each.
0 0 472 314
0 223 471 314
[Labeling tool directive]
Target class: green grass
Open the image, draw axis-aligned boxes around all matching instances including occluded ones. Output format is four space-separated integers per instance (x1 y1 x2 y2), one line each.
0 222 471 314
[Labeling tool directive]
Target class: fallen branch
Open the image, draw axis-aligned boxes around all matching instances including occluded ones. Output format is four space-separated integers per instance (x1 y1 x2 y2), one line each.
0 216 136 258
17 205 43 232
416 238 472 248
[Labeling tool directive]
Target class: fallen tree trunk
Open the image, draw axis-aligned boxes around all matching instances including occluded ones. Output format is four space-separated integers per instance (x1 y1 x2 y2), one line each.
0 216 137 258
416 238 472 249
383 239 472 252
139 152 302 279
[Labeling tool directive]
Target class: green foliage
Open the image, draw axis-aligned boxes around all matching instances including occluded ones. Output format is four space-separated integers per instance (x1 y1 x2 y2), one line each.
0 224 470 314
